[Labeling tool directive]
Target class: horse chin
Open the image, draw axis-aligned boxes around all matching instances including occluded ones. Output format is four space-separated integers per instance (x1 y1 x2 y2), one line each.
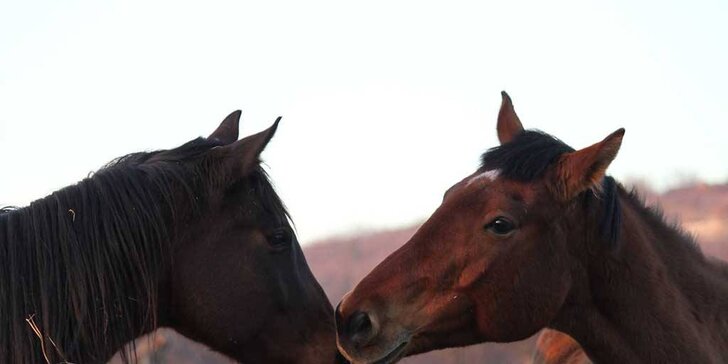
405 330 485 357
401 306 482 356
301 343 346 364
371 340 410 364
285 328 342 364
402 317 486 358
338 333 411 364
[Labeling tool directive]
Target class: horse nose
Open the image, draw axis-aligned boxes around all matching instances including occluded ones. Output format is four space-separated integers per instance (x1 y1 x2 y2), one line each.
336 302 378 349
348 311 373 340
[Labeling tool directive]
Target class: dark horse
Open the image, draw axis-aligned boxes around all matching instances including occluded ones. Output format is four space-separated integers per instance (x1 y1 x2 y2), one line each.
336 92 728 363
1 112 339 363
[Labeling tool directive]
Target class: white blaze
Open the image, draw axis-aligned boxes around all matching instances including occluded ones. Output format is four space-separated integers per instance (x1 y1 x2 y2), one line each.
467 169 500 186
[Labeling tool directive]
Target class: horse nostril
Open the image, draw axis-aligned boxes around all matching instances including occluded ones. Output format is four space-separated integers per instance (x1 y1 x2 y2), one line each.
348 311 371 335
346 311 374 344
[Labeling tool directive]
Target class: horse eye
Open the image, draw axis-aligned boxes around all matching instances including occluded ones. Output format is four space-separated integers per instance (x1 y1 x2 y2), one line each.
485 217 516 236
268 228 293 249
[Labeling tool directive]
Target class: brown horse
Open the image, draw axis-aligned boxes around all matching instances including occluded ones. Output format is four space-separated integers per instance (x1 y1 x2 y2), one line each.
0 112 341 363
336 92 728 363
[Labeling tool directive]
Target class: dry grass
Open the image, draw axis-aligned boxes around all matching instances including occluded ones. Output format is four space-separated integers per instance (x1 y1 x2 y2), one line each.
26 313 70 364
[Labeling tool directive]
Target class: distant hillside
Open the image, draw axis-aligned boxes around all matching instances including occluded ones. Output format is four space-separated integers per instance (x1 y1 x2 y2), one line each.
305 227 418 305
659 183 728 258
116 183 728 363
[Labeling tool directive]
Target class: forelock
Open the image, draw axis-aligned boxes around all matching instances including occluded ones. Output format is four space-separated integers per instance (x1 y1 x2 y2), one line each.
479 130 574 181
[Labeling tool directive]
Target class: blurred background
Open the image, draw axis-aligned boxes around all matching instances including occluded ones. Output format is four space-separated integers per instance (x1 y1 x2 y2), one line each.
2 0 726 362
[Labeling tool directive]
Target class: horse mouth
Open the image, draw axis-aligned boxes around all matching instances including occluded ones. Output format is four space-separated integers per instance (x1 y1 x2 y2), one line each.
372 341 409 364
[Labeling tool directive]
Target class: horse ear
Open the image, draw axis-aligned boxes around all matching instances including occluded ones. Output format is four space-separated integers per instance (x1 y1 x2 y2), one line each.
552 128 625 200
497 91 524 144
220 117 281 176
208 110 242 144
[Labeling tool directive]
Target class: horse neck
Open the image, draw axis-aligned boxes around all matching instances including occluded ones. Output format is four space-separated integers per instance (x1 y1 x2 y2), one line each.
552 191 728 363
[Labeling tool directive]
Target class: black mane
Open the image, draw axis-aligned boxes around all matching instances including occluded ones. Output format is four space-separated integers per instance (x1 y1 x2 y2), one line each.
480 130 575 181
479 130 622 248
0 136 288 362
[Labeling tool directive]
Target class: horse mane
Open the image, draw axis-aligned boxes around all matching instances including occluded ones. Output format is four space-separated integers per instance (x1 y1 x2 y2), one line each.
479 130 622 248
480 130 575 181
0 137 222 363
621 187 705 258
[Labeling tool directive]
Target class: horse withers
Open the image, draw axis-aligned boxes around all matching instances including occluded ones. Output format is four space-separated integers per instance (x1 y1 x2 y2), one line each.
0 111 341 363
336 92 728 363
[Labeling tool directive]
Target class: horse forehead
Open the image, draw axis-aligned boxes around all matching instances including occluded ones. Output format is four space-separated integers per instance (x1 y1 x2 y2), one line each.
453 170 537 204
466 169 501 186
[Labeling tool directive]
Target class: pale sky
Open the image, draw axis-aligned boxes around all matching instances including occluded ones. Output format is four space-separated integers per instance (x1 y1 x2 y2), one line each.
1 0 726 243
